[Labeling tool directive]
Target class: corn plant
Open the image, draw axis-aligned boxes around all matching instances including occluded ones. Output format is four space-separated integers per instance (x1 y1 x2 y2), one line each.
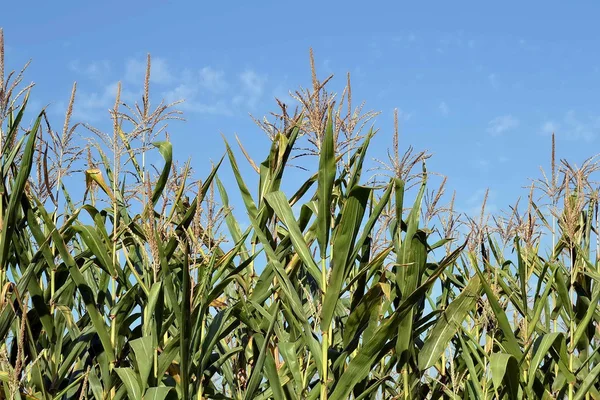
1 29 600 399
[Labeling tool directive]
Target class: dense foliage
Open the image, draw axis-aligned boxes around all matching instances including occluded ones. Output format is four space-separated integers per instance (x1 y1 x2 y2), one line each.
1 31 600 399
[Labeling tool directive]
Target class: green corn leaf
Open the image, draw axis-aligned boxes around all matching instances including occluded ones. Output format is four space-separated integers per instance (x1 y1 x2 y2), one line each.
321 185 370 331
164 156 223 258
1 135 27 179
476 257 522 360
35 202 115 363
244 302 280 400
278 339 303 396
72 224 115 276
395 170 427 362
143 387 172 400
418 274 481 370
527 265 557 337
1 92 29 166
224 139 259 222
88 368 104 400
346 128 375 190
458 335 486 399
180 244 191 400
265 190 322 289
343 283 385 349
150 141 172 205
528 332 575 392
329 241 466 400
215 175 246 256
115 368 142 400
199 308 233 376
514 237 529 317
571 287 600 352
490 353 520 400
316 107 336 258
574 362 600 400
0 111 41 271
130 336 154 390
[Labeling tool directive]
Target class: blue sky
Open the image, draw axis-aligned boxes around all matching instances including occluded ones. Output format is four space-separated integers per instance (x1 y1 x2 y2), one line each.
3 1 600 223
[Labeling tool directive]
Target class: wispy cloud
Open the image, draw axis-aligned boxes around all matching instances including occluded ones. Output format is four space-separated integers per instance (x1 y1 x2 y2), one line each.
487 115 519 136
163 65 231 114
64 55 270 118
163 83 232 115
125 57 174 85
392 33 417 46
439 101 449 116
50 81 138 122
541 121 559 135
233 69 267 110
541 110 600 142
69 60 111 80
488 73 499 89
197 67 228 93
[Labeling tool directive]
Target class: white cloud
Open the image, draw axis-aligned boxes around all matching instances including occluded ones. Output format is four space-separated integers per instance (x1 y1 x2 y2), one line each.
234 70 267 110
564 110 597 141
69 60 110 80
51 82 138 122
163 84 195 105
156 65 232 113
125 57 174 85
541 111 600 142
487 115 519 136
439 101 449 116
240 70 265 96
198 67 227 93
541 121 559 135
64 55 271 117
162 66 268 114
163 83 232 115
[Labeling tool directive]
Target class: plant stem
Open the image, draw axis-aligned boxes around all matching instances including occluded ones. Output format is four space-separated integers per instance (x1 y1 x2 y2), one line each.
403 368 410 400
321 257 328 400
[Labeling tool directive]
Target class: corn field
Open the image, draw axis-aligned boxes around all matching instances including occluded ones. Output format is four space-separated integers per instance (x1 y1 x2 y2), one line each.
1 30 600 400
